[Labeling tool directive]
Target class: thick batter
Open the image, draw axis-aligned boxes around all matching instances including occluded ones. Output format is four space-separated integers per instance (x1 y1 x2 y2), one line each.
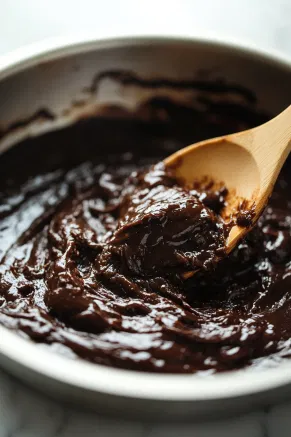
1 98 291 374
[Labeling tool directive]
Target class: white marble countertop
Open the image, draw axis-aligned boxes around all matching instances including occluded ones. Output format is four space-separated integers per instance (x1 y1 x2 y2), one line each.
0 1 291 435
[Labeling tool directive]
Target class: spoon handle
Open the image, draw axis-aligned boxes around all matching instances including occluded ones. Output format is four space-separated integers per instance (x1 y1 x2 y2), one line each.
231 105 291 200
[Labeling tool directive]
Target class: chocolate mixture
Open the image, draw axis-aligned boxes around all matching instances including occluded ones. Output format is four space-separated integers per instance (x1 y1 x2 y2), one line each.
97 162 228 277
1 94 291 374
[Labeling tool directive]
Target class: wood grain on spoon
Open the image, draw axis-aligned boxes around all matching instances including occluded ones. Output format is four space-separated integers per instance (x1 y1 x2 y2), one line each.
165 105 291 265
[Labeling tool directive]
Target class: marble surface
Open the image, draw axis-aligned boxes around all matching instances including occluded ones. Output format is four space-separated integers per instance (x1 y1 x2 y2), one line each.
0 0 291 435
0 0 291 58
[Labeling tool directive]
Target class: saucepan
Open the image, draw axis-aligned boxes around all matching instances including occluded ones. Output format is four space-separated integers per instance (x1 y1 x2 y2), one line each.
0 36 291 421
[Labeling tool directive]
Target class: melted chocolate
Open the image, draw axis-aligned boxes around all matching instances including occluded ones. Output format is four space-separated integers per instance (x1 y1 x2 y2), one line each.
100 163 227 277
1 100 291 374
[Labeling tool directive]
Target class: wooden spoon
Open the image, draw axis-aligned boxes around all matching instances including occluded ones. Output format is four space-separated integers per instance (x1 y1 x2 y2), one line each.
164 105 291 258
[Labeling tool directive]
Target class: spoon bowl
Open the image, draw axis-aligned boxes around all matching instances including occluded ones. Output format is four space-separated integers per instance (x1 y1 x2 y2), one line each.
165 105 291 253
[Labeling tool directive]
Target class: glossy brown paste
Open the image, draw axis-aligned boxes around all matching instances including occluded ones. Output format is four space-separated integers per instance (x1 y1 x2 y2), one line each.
1 93 291 374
